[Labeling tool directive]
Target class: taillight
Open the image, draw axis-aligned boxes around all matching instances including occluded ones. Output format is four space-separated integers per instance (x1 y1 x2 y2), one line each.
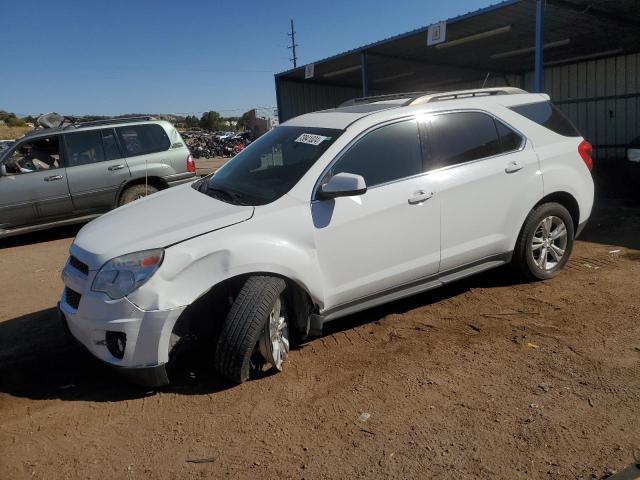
186 153 196 173
578 140 593 171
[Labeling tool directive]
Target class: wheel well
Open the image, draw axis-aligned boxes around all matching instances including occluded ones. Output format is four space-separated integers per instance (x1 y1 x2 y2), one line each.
118 177 169 202
535 191 580 232
170 273 312 354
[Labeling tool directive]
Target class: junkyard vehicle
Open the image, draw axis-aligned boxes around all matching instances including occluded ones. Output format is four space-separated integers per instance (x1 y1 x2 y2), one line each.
59 88 594 386
0 117 196 238
627 136 640 164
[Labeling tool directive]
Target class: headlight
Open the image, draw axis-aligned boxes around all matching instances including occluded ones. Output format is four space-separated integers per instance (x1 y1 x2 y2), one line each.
92 249 164 299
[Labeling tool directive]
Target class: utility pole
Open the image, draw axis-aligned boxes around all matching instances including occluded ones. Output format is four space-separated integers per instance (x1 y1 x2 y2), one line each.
287 19 298 68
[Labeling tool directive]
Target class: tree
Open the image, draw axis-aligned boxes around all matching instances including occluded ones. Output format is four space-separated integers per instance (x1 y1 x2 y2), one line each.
199 111 223 131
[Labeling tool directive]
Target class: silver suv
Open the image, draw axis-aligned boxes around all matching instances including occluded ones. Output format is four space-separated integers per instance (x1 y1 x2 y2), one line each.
0 116 196 238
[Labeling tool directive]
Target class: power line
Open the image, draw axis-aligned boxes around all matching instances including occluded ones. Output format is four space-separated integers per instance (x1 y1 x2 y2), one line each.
287 19 298 68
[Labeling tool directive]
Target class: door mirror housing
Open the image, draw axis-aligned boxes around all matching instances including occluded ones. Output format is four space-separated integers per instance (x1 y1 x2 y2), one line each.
318 172 367 200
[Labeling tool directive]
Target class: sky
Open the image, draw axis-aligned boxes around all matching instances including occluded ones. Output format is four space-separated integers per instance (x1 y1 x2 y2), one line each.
1 0 496 117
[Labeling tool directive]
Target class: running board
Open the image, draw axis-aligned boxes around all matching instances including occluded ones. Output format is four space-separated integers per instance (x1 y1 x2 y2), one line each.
0 214 101 239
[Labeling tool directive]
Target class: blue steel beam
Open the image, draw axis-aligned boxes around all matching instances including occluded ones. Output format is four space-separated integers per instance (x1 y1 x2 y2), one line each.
361 51 369 97
533 0 544 92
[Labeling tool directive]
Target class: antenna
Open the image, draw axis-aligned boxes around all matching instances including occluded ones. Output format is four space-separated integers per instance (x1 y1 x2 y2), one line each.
287 19 298 68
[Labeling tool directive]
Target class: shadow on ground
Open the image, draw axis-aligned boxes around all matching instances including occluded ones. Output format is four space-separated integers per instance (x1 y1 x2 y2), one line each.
0 224 83 249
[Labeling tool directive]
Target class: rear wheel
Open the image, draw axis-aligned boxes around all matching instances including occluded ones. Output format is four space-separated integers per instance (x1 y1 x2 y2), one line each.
512 202 574 280
214 276 289 384
119 184 158 206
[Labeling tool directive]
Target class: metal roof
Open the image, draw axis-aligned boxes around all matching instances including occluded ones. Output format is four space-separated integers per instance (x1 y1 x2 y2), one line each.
275 0 640 90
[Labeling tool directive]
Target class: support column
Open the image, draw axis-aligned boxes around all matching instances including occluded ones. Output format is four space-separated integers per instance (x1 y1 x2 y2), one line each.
361 51 369 97
534 0 545 92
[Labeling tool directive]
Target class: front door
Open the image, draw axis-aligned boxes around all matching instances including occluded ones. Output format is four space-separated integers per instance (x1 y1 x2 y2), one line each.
64 128 131 213
0 135 73 229
312 119 441 310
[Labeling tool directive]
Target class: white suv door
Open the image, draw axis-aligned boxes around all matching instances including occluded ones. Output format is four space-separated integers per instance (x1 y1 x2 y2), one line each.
312 119 441 309
424 111 543 271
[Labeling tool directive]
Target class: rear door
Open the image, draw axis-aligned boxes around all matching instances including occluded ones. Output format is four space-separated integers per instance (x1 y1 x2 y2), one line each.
0 135 73 229
64 128 131 213
425 110 543 271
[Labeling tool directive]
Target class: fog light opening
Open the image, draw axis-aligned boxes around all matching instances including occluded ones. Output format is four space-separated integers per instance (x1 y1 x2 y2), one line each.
105 332 126 359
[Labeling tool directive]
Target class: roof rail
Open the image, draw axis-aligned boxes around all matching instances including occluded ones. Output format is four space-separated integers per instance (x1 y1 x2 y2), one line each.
408 87 527 105
65 115 157 129
339 91 438 107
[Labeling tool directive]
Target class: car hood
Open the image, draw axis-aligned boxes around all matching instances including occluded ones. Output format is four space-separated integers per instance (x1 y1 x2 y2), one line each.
72 183 254 267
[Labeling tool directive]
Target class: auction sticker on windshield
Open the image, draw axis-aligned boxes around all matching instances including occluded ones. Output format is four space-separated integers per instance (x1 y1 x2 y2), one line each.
294 133 330 146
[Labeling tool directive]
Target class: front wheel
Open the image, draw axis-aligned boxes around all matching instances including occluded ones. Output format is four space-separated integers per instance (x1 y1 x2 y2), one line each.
512 202 575 280
214 276 290 384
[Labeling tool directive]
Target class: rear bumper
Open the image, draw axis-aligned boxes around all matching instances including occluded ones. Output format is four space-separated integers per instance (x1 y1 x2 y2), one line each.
165 172 197 187
58 305 170 386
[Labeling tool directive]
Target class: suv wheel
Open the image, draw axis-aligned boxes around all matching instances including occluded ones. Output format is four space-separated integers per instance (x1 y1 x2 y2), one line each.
119 184 159 206
513 202 575 280
214 276 289 384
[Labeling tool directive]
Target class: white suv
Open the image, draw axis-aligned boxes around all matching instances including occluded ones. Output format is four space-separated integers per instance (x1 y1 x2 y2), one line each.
58 88 594 386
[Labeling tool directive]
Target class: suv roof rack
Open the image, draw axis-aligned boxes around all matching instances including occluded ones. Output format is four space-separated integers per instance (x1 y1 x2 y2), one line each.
408 87 527 105
339 87 527 109
339 91 438 107
65 115 157 129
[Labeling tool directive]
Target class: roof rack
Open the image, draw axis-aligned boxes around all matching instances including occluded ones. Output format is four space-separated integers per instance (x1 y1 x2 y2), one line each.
65 115 157 129
408 87 527 105
339 91 438 107
339 87 527 109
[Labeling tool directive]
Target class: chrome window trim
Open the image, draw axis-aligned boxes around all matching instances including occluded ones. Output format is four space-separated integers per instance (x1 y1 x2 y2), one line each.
311 108 527 202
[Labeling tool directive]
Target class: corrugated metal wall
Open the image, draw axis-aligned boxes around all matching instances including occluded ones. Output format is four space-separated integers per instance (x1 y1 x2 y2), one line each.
277 53 640 162
525 53 640 163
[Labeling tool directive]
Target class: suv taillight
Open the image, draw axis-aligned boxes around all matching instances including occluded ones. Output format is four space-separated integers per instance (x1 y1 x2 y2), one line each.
578 140 593 171
187 153 196 173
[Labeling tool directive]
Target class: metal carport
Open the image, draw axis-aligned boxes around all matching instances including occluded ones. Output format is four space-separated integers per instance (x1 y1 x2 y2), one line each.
274 0 640 162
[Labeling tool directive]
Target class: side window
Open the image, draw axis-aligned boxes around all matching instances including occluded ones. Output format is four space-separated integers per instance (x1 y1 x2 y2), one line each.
3 136 61 174
428 112 502 169
65 130 105 167
509 101 580 137
330 120 422 188
116 124 170 157
496 121 523 152
101 129 121 160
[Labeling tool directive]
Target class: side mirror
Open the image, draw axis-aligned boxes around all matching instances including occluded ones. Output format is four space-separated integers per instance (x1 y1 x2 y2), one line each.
317 172 367 200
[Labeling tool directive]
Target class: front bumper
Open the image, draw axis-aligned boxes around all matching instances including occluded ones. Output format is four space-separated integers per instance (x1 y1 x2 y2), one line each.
59 260 186 386
59 306 170 386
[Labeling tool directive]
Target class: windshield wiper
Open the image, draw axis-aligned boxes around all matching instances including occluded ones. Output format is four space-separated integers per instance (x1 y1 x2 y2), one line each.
205 185 247 205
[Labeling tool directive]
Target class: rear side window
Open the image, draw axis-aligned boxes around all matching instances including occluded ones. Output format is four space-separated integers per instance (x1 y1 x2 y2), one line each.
116 124 170 157
496 121 523 152
65 130 105 167
428 112 503 169
509 101 580 137
331 120 422 187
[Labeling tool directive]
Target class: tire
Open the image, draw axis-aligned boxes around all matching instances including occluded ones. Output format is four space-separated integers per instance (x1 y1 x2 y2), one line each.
214 276 287 384
119 184 158 206
512 202 575 280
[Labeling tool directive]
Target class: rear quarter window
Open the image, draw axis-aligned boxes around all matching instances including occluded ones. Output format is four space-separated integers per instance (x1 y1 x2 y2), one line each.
116 124 170 157
509 101 580 137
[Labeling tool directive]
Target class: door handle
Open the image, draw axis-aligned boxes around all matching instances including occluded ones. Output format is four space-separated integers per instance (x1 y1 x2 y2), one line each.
408 190 434 205
108 164 126 171
44 175 63 182
505 161 524 173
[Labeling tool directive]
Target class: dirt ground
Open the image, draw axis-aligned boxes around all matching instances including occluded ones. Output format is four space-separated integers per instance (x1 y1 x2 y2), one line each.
1 195 639 480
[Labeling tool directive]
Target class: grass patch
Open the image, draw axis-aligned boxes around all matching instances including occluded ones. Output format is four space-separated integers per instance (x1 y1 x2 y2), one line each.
0 125 32 140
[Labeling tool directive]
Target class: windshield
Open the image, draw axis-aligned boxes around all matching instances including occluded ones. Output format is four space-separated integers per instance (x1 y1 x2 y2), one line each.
194 126 343 205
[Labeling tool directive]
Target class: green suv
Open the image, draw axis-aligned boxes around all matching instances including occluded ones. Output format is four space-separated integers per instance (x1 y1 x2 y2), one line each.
0 117 196 238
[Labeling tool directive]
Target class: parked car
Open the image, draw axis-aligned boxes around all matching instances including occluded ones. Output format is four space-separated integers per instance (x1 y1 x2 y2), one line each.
58 88 594 386
0 117 196 238
627 136 640 164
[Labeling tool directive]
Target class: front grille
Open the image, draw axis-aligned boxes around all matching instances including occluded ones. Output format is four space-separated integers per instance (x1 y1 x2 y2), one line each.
65 288 82 310
69 256 89 275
